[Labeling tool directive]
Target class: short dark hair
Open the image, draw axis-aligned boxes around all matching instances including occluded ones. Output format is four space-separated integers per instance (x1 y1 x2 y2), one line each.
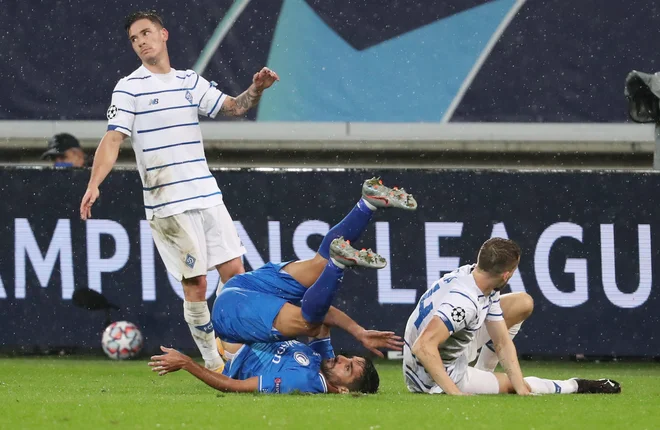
124 10 164 33
476 237 521 274
349 357 379 394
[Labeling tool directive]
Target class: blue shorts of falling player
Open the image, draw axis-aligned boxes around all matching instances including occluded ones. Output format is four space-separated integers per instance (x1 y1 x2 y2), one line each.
212 261 307 344
211 194 379 346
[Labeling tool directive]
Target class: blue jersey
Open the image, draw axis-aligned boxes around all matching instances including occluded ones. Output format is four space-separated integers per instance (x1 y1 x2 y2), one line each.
223 340 334 394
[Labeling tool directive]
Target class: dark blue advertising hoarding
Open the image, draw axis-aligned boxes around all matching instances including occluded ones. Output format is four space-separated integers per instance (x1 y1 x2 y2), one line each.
0 168 657 357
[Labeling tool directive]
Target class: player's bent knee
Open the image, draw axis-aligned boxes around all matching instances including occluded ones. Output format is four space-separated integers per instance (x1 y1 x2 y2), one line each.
501 292 534 321
217 257 245 283
519 292 534 318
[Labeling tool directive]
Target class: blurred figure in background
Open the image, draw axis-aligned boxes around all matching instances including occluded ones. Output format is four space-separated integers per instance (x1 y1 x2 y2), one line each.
41 133 87 168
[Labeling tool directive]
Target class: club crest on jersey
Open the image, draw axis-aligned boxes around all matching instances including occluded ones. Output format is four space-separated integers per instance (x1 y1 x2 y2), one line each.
106 105 118 119
185 90 193 105
185 254 196 269
294 352 310 366
451 307 466 323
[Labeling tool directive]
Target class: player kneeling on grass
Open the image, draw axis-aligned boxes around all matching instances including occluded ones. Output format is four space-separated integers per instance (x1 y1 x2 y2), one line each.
150 178 416 394
404 238 621 395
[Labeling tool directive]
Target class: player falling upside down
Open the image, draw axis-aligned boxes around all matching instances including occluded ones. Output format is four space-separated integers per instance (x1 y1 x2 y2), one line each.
149 178 416 394
404 237 621 395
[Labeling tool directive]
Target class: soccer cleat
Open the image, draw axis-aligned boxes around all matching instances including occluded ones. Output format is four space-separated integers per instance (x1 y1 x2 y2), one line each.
573 378 621 394
330 237 387 269
362 177 418 211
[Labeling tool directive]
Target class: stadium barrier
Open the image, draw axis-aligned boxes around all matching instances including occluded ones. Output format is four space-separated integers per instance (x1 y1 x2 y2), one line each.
0 121 655 168
1 167 658 357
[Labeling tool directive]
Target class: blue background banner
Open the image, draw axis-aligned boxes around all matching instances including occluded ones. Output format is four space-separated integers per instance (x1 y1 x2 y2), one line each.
0 168 657 357
2 0 659 122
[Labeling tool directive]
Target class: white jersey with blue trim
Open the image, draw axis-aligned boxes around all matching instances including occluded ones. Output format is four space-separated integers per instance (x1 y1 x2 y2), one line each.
106 66 227 219
403 264 504 392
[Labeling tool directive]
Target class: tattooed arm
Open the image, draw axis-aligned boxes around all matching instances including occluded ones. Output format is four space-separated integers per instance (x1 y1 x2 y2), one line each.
220 67 279 117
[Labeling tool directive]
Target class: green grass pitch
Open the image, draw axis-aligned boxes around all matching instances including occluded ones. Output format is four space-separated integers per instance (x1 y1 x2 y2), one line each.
1 358 658 429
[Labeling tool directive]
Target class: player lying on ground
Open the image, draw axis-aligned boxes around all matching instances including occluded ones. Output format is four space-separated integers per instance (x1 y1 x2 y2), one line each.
404 237 621 395
149 178 416 394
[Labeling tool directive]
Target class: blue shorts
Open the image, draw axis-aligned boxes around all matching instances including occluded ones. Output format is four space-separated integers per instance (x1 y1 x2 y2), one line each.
212 262 307 344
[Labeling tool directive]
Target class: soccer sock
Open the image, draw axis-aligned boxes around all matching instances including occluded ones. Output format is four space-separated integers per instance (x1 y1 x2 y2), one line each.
183 301 224 370
301 259 344 323
215 279 225 297
524 377 578 394
318 199 376 259
475 322 522 372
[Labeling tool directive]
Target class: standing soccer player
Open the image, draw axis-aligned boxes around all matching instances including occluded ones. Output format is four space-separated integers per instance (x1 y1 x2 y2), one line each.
79 10 279 371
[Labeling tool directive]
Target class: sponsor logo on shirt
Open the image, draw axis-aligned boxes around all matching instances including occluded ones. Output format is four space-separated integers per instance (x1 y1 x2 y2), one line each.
274 377 282 394
148 98 159 106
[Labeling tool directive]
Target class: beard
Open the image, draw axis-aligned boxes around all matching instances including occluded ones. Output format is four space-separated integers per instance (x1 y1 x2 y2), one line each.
493 281 510 292
321 357 335 374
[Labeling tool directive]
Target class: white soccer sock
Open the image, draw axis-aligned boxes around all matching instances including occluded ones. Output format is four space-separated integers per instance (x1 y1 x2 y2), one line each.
475 322 522 372
215 279 225 297
360 198 377 211
183 301 223 370
331 257 346 269
524 376 578 394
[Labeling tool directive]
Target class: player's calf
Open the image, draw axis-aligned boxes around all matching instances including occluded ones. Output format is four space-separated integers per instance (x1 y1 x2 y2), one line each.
362 177 418 211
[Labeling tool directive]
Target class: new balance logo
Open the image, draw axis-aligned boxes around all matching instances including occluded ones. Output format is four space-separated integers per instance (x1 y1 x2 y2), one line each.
148 98 159 105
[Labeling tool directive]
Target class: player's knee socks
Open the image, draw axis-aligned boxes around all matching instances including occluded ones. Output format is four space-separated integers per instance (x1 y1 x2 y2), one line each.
475 322 522 372
318 199 375 259
524 377 578 394
183 301 223 370
301 259 344 323
215 279 225 297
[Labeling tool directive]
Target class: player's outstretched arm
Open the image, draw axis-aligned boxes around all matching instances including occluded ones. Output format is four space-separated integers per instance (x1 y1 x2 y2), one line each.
80 130 125 220
323 306 403 358
219 67 279 117
411 317 467 395
485 319 531 395
149 346 258 393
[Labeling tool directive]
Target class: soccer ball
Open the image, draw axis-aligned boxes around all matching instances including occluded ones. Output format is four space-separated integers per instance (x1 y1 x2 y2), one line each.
101 321 144 360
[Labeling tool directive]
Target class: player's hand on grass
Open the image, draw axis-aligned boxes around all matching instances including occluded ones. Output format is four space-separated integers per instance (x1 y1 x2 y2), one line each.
149 346 191 376
357 330 404 358
252 67 279 91
80 186 99 220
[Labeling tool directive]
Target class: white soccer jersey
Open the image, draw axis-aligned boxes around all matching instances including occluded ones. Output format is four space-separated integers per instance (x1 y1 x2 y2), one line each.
403 264 504 393
106 66 227 219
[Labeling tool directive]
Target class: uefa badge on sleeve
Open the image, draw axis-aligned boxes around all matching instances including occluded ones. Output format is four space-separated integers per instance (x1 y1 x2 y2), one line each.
107 105 118 119
451 307 466 323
